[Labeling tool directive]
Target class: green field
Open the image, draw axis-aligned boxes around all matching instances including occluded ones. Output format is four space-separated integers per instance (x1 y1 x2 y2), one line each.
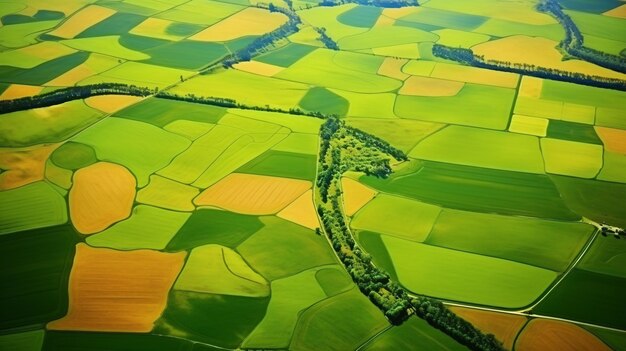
339 26 439 50
42 331 221 351
50 142 97 170
0 51 89 85
578 234 626 279
255 42 317 67
299 87 350 116
357 231 399 281
115 97 225 127
541 138 603 178
237 150 317 180
0 182 67 235
0 329 44 351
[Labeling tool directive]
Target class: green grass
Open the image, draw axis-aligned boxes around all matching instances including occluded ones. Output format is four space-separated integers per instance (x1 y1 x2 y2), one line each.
275 48 401 94
565 10 626 40
50 142 97 170
541 138 603 178
1 100 103 148
42 331 218 351
115 97 226 127
290 288 389 351
357 231 398 281
77 13 147 38
299 87 349 116
155 291 269 348
0 330 44 351
364 316 469 351
167 209 264 251
395 84 516 130
339 26 439 50
551 175 626 227
346 118 443 152
272 133 319 155
337 5 381 28
352 194 441 242
578 234 626 279
425 209 594 271
237 216 336 280
383 236 557 308
361 161 579 220
243 267 328 349
0 182 67 235
73 117 190 187
315 266 353 297
398 7 487 31
410 125 544 174
0 51 89 85
237 150 317 180
0 225 75 329
144 40 230 70
86 205 190 250
255 42 317 67
534 268 626 330
174 244 269 297
546 120 603 144
540 79 626 111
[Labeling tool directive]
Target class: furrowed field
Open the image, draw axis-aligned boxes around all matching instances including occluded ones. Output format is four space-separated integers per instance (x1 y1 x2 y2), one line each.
1 0 625 350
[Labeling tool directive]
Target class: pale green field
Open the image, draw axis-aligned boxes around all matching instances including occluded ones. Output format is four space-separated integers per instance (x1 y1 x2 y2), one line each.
338 26 438 50
541 138 603 178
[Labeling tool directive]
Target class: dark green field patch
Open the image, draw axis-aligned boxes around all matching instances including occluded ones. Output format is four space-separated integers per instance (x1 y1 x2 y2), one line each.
99 1 159 16
145 40 229 70
584 327 626 351
299 87 349 117
0 51 89 85
337 6 382 28
398 7 486 31
115 97 226 127
547 120 602 144
255 43 317 67
166 22 204 37
119 33 170 51
237 150 317 180
50 142 97 170
393 19 444 32
357 231 398 281
0 225 76 329
42 331 222 351
315 267 353 297
166 209 264 251
2 10 64 25
77 13 147 38
534 268 626 330
559 0 622 13
361 161 579 221
155 291 269 348
238 216 336 280
551 175 626 228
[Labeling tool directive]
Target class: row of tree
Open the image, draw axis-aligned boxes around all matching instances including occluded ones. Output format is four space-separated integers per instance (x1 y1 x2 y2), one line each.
0 83 153 114
320 0 417 8
315 27 339 50
315 117 505 350
537 0 626 74
432 44 626 91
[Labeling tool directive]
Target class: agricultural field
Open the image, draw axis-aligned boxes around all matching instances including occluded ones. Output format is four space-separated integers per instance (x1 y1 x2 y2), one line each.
1 0 625 350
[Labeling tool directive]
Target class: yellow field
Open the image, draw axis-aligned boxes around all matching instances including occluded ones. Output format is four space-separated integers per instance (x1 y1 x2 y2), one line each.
518 76 543 98
190 7 288 42
84 95 143 114
69 162 136 234
515 319 611 351
46 53 121 87
0 84 43 100
234 60 285 77
472 36 626 80
277 189 319 229
378 57 409 81
0 144 59 190
508 115 549 137
194 173 311 215
604 4 626 19
48 244 185 332
49 5 116 39
130 17 187 41
399 76 464 96
136 175 199 212
596 126 626 154
449 307 527 350
381 7 420 19
341 177 377 216
430 62 518 88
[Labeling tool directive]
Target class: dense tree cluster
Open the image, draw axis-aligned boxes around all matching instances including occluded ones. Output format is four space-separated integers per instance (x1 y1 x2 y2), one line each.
314 27 339 50
320 0 417 8
0 83 152 114
315 117 505 350
537 0 626 74
432 44 626 91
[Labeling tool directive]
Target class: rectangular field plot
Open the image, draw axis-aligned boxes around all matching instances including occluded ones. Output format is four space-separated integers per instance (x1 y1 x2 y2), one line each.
382 236 556 308
115 97 226 127
425 209 594 271
360 161 579 220
237 150 317 181
0 181 67 234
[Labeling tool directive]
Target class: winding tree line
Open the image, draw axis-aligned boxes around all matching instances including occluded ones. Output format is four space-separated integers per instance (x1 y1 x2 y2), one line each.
432 44 626 91
315 117 504 351
537 0 626 74
319 0 418 8
315 27 340 50
0 83 153 114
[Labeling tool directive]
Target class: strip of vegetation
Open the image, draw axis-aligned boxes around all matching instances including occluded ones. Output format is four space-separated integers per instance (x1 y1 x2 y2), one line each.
537 0 626 74
319 0 418 8
432 44 626 91
314 27 339 50
220 6 302 68
0 83 153 114
315 117 504 351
